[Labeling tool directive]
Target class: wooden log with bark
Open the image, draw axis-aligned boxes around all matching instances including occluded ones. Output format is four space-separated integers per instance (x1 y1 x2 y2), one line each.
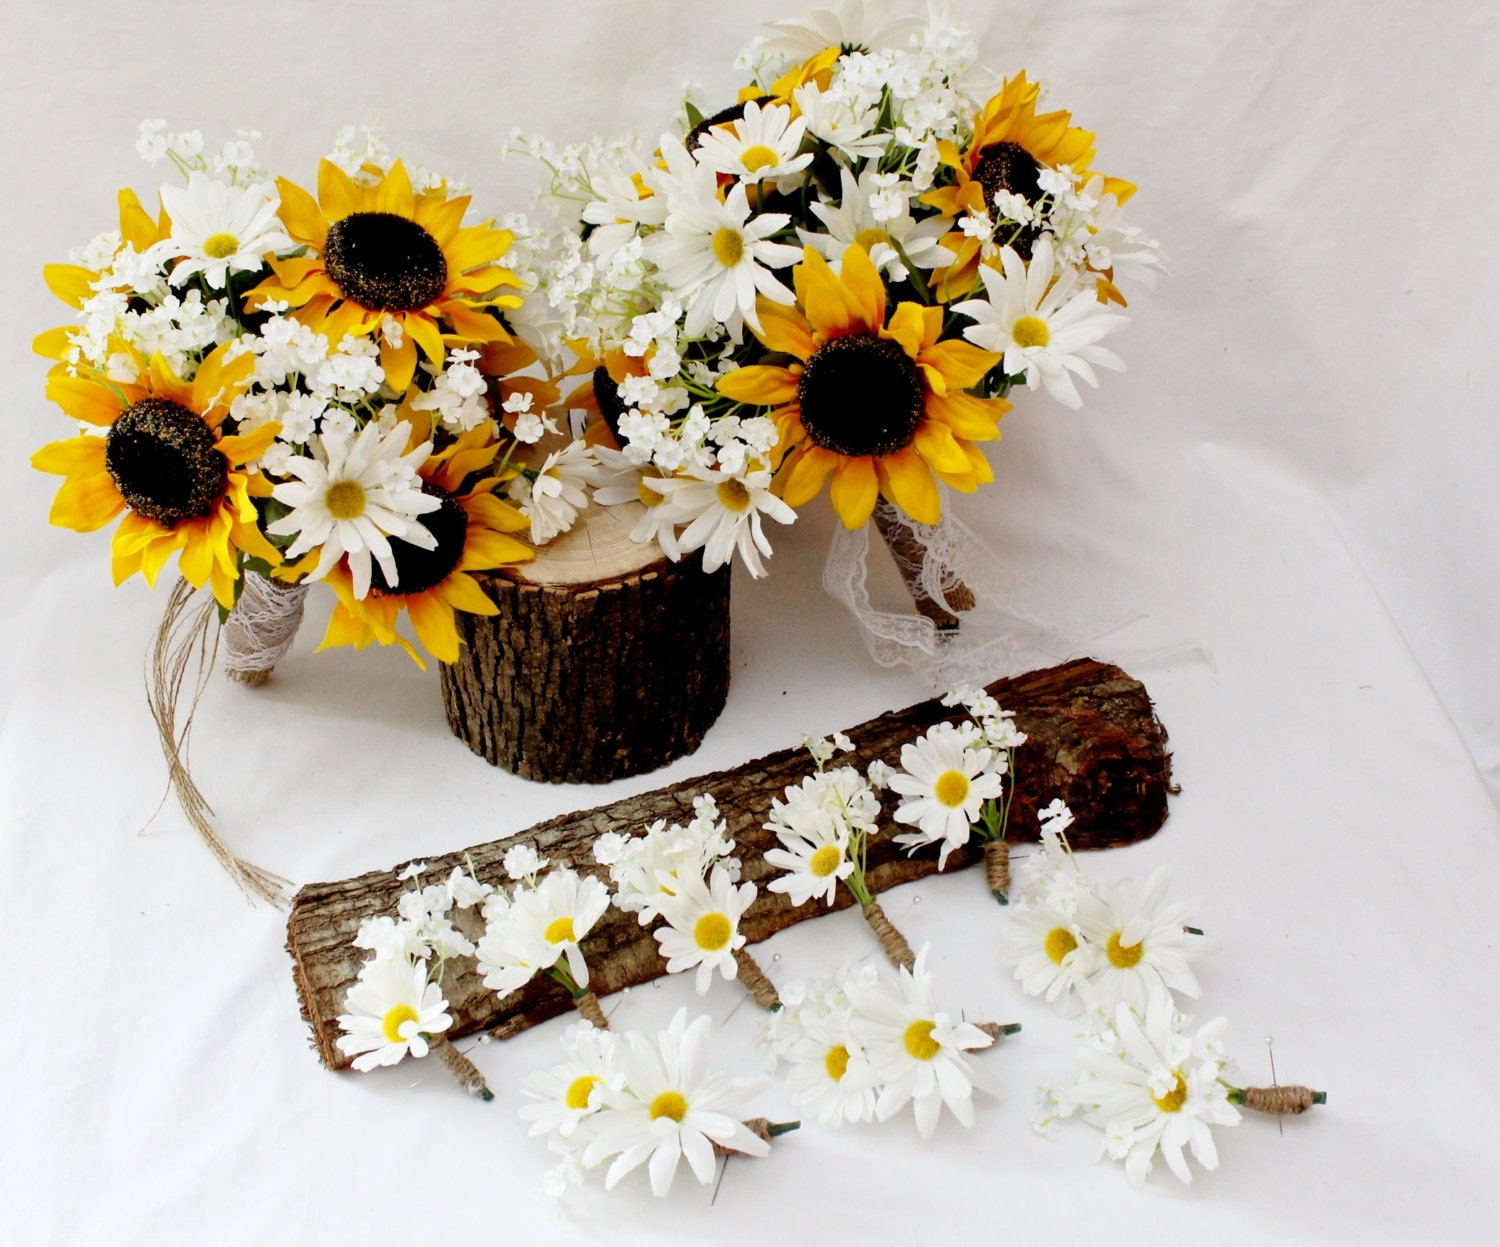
441 500 732 783
289 657 1174 1071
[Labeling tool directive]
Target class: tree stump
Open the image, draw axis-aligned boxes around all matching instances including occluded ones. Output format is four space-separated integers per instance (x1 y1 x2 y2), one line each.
440 501 731 783
290 658 1174 1070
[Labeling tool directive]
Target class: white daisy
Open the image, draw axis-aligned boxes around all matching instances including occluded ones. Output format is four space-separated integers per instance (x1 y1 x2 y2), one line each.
580 162 668 262
695 99 813 186
1067 989 1240 1187
605 811 737 924
889 721 1005 868
583 1009 770 1196
846 945 997 1139
772 764 882 840
953 239 1129 410
761 0 923 57
519 440 597 544
653 864 756 994
765 803 854 907
645 138 802 338
158 171 292 289
648 462 795 577
590 448 686 560
1074 864 1218 1011
783 1008 878 1127
267 420 441 599
800 166 954 282
335 957 451 1072
520 1021 622 1141
474 867 612 996
1001 900 1098 1015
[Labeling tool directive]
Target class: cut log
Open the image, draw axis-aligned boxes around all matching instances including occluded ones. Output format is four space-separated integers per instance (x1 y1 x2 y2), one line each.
440 500 731 783
289 657 1174 1071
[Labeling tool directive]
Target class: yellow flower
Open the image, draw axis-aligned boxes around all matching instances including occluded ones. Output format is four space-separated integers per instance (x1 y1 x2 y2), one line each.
31 342 281 608
920 72 1135 298
247 159 524 391
716 245 1009 529
315 421 534 668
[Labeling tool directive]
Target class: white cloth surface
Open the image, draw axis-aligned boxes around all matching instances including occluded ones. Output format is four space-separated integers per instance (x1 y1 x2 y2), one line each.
2 1 1497 1243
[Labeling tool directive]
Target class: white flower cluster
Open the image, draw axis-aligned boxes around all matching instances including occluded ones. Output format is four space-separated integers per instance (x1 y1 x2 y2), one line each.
525 1010 771 1197
475 859 612 997
764 754 882 907
336 864 495 1071
762 946 998 1138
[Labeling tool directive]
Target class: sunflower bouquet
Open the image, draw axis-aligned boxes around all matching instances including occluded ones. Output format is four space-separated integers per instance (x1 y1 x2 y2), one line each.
509 0 1163 617
33 123 565 671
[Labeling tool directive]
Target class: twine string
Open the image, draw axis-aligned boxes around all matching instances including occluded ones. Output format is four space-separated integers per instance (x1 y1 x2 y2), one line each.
429 1034 493 1100
982 839 1011 900
146 579 288 906
732 947 782 1010
861 901 915 971
713 1118 773 1158
872 500 976 626
1240 1084 1320 1115
573 990 610 1030
222 573 309 684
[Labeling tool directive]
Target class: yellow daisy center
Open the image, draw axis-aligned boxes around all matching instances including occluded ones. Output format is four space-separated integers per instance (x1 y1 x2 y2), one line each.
1044 927 1078 964
1011 314 1050 349
381 1002 420 1044
544 916 576 944
716 478 751 512
638 479 664 507
694 912 733 951
933 769 971 808
740 144 781 173
712 227 745 268
202 231 241 259
854 227 892 251
824 1044 851 1082
326 479 367 520
1106 931 1144 968
809 844 842 877
650 1090 688 1122
903 1019 942 1061
565 1074 600 1110
1153 1072 1188 1114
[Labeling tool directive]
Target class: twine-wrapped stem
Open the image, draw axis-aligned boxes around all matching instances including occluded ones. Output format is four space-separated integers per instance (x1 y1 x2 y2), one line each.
223 573 309 685
872 500 975 628
572 989 610 1030
712 1118 800 1157
1231 1085 1326 1114
976 1021 1023 1042
861 901 915 971
732 947 782 1010
429 1034 493 1101
982 838 1011 904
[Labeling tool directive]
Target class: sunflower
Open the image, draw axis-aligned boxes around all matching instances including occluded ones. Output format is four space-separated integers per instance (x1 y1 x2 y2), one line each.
31 341 281 608
920 72 1134 296
315 420 534 668
247 159 523 392
716 244 1009 529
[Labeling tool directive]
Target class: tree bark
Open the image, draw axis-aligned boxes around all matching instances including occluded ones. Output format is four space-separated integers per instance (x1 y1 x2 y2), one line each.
289 657 1174 1071
441 502 731 784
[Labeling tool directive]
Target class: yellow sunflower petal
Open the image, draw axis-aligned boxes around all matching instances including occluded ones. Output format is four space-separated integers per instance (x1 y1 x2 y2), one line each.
45 374 123 427
32 434 109 478
436 571 499 616
882 303 929 360
415 193 467 246
876 449 941 525
48 471 125 532
912 420 973 475
317 160 362 224
372 160 416 218
276 177 328 250
463 494 532 535
717 365 800 407
839 244 886 332
33 326 78 362
828 456 879 529
405 593 461 665
380 335 418 393
444 226 513 275
460 528 534 568
919 339 1002 391
755 301 817 359
217 422 281 468
43 264 98 309
405 314 446 367
793 248 854 338
442 301 510 343
118 187 161 251
926 390 1007 442
778 444 840 509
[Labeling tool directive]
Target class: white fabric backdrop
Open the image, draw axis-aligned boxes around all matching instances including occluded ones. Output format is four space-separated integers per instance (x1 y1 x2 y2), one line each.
3 2 1497 1243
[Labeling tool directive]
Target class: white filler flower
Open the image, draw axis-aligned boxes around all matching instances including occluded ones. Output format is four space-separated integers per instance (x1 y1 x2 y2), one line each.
583 1009 769 1196
335 957 451 1071
159 171 292 288
268 420 440 599
953 238 1128 410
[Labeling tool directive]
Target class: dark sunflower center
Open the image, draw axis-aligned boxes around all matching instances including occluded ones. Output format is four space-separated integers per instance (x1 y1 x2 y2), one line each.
973 141 1044 260
322 211 448 312
105 397 226 527
796 333 926 458
370 484 468 597
592 366 628 442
